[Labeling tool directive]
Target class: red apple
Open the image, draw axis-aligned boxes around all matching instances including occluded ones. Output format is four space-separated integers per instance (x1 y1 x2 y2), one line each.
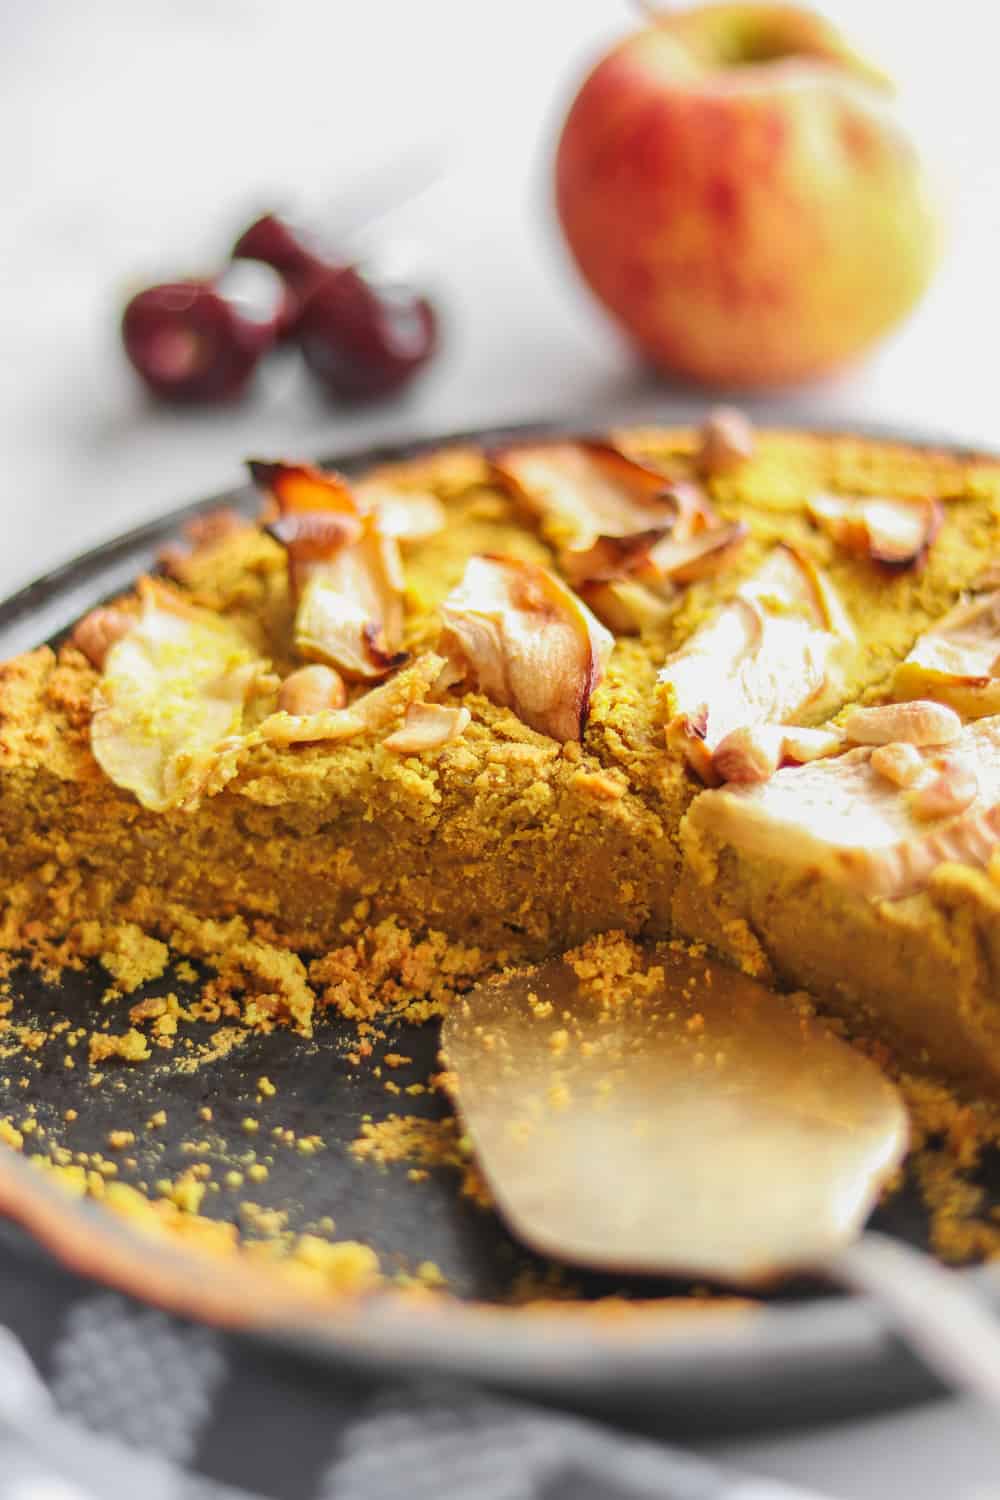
555 4 942 386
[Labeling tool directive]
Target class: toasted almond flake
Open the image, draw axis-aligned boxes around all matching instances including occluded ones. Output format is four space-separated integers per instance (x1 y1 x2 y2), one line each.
91 578 275 811
659 546 853 783
697 407 755 478
439 556 613 742
258 708 367 747
686 718 1000 902
382 702 471 754
844 700 961 748
71 606 134 670
890 590 1000 717
712 724 844 785
490 440 676 550
807 491 942 571
293 515 407 680
258 654 446 747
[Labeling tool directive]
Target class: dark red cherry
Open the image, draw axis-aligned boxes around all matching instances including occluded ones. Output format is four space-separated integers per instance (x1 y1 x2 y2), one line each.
231 213 338 338
296 265 438 402
232 213 328 285
121 262 286 403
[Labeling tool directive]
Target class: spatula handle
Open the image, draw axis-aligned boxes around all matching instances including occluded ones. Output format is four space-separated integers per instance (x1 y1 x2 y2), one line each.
833 1231 1000 1411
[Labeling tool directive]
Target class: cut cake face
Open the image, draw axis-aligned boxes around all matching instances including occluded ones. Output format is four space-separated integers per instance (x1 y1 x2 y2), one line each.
3 421 1000 1087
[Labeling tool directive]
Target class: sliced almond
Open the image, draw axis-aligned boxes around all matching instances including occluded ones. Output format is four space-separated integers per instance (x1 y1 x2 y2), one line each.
382 702 471 754
90 578 275 812
259 708 367 747
258 653 446 748
659 546 853 783
891 590 1000 717
685 717 1000 902
439 555 613 742
807 491 942 571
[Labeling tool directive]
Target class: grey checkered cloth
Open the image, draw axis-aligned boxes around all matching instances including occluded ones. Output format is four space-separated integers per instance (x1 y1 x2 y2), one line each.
0 1228 827 1500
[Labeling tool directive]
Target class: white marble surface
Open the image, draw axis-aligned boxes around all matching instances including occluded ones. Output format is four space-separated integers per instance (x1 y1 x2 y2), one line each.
5 2 1000 1495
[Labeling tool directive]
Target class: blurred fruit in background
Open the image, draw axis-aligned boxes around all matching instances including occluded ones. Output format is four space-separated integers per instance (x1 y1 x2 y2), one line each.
123 207 439 406
235 213 439 400
121 261 287 403
555 2 943 387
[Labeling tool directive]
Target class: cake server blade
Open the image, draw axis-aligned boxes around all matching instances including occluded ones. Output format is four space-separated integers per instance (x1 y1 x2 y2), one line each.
441 942 1000 1410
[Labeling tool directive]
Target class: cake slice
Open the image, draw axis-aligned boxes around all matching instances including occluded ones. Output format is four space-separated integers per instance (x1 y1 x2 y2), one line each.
679 596 1000 1088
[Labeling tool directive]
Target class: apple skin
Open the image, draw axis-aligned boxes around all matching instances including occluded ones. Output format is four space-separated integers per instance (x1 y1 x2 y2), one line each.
555 5 942 387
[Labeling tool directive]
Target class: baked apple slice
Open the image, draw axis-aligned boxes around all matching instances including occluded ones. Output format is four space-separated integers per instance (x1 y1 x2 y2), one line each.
807 490 941 571
439 555 613 742
685 717 1000 901
658 545 854 783
891 589 1000 718
90 578 277 812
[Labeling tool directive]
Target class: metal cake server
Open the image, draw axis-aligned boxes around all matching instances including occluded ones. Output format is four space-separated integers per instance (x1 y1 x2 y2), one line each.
442 943 1000 1410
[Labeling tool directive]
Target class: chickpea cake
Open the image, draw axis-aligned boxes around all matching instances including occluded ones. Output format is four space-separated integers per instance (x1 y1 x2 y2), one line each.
3 417 1000 1092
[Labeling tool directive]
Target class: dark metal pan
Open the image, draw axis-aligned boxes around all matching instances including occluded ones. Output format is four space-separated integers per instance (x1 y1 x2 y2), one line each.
1 414 998 1439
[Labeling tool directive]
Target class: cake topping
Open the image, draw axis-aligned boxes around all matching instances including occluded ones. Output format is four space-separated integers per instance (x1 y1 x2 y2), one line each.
576 579 676 637
490 440 677 550
291 516 407 680
438 555 613 742
890 590 1000 715
712 724 844 785
277 664 347 717
70 606 134 671
562 517 748 592
353 482 446 542
807 491 942 571
697 407 755 478
250 458 444 544
658 545 854 783
90 578 276 812
686 717 1000 901
869 741 927 788
382 702 471 754
906 752 980 822
843 700 961 748
249 459 359 522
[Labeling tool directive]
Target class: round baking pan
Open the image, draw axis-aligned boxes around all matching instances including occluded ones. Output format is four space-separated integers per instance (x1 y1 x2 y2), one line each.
1 412 998 1438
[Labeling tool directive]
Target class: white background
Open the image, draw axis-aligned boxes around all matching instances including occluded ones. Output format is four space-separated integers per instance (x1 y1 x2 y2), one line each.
4 2 1000 1494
